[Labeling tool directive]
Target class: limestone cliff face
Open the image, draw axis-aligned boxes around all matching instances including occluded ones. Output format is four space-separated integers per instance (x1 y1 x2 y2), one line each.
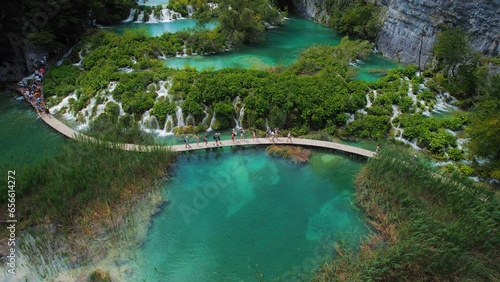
292 0 500 67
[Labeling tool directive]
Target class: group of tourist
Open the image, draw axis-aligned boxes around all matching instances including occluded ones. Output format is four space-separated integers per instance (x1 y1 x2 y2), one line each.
22 63 50 115
182 128 293 149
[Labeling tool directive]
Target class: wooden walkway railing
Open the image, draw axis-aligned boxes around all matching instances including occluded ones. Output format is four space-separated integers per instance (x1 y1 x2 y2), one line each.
37 112 375 158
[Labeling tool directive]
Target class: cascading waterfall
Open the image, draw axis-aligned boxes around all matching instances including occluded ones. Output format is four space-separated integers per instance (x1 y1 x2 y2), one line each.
207 112 216 131
73 50 85 68
232 96 244 129
123 8 137 22
365 91 372 108
433 92 458 113
140 111 160 132
185 114 196 126
176 105 185 128
147 10 159 23
186 5 195 17
345 113 355 125
162 114 175 135
135 11 144 22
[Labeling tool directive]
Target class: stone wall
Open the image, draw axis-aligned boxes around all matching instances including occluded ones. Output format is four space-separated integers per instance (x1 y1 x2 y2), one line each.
292 0 500 67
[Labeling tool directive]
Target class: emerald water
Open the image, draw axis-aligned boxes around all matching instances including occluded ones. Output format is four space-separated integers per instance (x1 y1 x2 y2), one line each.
0 91 66 167
132 148 368 281
164 16 398 77
112 15 398 79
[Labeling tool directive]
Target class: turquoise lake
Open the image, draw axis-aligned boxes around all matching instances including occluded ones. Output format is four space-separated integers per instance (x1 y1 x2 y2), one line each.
112 15 399 81
0 91 65 167
0 13 380 281
132 148 368 281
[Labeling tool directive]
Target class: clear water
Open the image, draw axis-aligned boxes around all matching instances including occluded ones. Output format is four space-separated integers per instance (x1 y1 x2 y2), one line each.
112 15 398 80
132 148 368 281
0 91 66 167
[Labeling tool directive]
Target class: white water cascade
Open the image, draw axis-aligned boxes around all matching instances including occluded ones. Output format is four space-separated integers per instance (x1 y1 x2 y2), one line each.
207 112 216 131
176 105 185 128
186 5 195 17
160 8 183 22
123 8 137 22
232 96 244 129
345 113 355 125
147 10 159 23
135 11 144 22
140 111 160 132
162 114 175 135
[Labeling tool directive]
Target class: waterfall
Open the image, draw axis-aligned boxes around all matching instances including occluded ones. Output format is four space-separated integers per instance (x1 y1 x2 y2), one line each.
186 5 195 17
135 11 144 22
345 113 355 125
207 112 216 131
264 22 278 29
147 10 159 23
185 114 196 126
201 106 210 127
161 114 174 135
73 50 84 67
140 111 160 132
433 92 458 113
233 116 240 129
176 106 185 128
50 92 78 115
156 81 168 99
365 92 372 108
160 8 171 21
238 106 244 129
123 8 136 22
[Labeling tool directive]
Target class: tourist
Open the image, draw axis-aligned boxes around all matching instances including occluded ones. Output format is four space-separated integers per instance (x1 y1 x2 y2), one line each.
271 130 275 142
204 135 208 146
195 134 200 146
240 129 245 141
376 144 380 153
217 132 222 146
213 133 217 146
286 131 292 142
231 129 236 143
184 136 191 148
252 130 257 141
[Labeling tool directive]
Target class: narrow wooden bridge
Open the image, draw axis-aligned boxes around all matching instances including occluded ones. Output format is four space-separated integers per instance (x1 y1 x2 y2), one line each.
37 112 375 158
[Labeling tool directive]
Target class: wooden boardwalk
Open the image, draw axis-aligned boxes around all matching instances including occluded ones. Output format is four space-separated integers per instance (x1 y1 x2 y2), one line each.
37 112 375 157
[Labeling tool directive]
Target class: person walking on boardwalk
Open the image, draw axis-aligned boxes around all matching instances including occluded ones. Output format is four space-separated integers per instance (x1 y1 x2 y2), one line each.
195 134 200 146
286 131 292 142
240 129 245 141
204 135 208 146
184 136 191 148
252 130 257 141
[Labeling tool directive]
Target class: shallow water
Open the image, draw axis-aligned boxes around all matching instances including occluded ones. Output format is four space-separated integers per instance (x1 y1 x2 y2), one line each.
132 148 368 281
0 91 66 167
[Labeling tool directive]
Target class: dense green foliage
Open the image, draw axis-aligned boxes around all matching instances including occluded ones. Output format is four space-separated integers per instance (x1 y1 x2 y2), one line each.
0 139 176 226
324 0 381 40
1 0 136 60
314 150 499 281
43 28 474 166
466 74 500 179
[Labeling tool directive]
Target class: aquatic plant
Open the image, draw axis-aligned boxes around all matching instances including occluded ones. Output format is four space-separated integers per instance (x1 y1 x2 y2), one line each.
313 149 499 281
265 145 311 163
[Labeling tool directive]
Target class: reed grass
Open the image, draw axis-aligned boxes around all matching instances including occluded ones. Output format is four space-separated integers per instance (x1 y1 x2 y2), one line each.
1 137 176 230
313 149 499 281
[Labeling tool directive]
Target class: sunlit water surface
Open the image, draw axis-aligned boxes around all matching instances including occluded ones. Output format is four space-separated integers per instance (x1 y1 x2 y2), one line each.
131 148 368 281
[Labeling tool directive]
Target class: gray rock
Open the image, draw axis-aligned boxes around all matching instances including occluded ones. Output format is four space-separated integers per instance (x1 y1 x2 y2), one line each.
293 0 500 67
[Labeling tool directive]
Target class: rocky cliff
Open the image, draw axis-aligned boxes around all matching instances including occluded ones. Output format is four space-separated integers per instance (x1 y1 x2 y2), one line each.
292 0 500 67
